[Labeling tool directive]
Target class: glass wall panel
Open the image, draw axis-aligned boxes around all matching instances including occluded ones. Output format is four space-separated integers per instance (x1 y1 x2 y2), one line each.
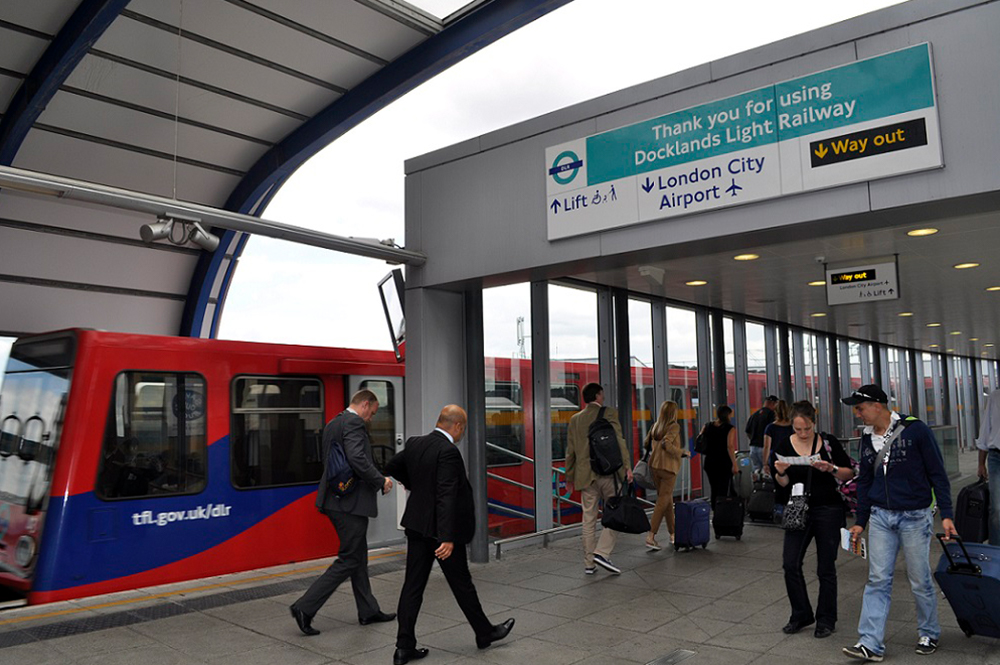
549 283 599 525
629 299 655 448
922 353 938 426
848 341 865 435
745 322 768 409
803 333 820 408
667 306 704 496
886 347 901 411
483 283 534 537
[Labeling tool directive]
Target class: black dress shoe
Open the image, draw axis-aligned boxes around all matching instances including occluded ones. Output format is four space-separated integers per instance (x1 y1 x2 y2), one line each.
392 647 429 664
814 625 835 638
782 618 815 634
477 617 515 649
360 611 396 625
290 606 320 636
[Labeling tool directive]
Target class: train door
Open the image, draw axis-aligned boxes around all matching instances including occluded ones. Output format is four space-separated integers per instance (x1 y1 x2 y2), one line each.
346 376 403 546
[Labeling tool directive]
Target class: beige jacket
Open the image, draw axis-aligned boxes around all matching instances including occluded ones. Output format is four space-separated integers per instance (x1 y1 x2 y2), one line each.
647 422 683 474
565 403 630 489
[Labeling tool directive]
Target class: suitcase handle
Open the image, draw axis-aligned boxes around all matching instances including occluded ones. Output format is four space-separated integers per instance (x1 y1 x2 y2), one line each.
936 533 982 576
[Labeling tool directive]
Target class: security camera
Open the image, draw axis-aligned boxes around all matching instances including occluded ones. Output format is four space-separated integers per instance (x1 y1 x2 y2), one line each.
815 255 826 264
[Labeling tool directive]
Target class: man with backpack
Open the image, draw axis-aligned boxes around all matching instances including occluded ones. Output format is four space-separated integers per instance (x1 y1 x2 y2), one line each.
290 389 395 636
841 384 957 662
565 382 633 575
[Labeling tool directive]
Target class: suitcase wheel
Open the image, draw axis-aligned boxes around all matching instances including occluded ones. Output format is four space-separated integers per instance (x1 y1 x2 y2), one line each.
701 543 707 549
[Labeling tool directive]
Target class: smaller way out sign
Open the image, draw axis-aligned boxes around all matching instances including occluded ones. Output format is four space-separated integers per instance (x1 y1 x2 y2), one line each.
826 260 899 306
810 118 928 167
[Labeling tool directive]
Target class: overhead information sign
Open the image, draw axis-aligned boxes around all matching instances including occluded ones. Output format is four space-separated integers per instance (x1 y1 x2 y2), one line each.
546 44 942 240
826 259 900 305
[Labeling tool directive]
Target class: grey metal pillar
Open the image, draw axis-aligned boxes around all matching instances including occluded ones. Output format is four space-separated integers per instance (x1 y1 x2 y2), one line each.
860 343 872 385
696 309 712 427
733 316 749 450
712 313 727 413
945 355 958 428
464 288 489 563
530 281 552 531
962 357 977 449
817 334 832 433
914 351 928 423
931 353 944 426
765 323 779 398
779 323 792 403
792 329 805 403
613 289 633 458
875 344 888 389
597 287 615 401
652 301 669 409
838 338 853 436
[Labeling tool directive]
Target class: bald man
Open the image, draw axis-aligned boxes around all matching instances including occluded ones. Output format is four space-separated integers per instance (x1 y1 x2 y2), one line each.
385 405 514 664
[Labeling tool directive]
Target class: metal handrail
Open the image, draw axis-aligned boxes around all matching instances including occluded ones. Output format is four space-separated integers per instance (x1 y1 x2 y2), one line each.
487 471 532 492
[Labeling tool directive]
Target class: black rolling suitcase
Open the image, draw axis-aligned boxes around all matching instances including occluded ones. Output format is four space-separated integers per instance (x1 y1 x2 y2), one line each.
748 475 775 522
934 535 1000 638
955 478 990 543
712 478 744 540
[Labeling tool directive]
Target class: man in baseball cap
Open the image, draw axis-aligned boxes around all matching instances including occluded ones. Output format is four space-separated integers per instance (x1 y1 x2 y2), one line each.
841 383 956 662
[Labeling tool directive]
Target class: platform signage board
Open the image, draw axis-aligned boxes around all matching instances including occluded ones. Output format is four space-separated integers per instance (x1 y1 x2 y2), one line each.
825 259 900 306
546 44 942 240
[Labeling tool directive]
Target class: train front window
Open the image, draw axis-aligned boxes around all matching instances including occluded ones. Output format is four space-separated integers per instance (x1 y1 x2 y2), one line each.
0 334 73 511
230 376 324 488
97 372 207 500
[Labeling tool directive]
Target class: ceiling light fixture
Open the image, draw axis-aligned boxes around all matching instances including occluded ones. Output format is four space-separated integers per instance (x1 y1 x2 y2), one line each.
898 312 914 317
986 344 996 348
954 262 980 269
949 331 962 336
947 348 955 353
987 286 1000 292
140 215 220 252
970 338 980 341
808 280 825 286
907 228 938 237
927 322 942 327
810 312 827 317
929 344 939 348
733 253 759 261
686 280 708 286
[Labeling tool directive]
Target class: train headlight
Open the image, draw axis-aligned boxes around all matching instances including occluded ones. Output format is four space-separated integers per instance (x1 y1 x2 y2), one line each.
14 536 36 567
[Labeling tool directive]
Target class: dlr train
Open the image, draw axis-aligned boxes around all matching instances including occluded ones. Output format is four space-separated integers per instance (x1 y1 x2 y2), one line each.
0 329 753 605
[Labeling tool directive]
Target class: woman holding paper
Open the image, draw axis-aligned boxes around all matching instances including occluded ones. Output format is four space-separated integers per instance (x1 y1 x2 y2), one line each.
773 401 854 639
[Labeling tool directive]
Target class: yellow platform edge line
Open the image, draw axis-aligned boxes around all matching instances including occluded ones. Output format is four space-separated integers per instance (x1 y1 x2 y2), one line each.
0 549 403 627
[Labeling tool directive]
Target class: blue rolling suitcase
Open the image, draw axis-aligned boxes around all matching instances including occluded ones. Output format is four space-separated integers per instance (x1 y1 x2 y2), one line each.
674 457 710 551
934 535 1000 639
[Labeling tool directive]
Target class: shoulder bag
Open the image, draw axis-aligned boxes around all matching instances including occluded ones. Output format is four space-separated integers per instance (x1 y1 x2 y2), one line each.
781 434 818 531
632 443 656 490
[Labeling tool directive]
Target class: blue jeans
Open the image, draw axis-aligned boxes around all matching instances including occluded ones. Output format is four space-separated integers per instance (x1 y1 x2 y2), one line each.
857 506 940 654
988 450 1000 547
750 446 764 475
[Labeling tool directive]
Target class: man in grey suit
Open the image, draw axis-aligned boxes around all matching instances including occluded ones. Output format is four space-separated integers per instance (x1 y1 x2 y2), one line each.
290 389 396 635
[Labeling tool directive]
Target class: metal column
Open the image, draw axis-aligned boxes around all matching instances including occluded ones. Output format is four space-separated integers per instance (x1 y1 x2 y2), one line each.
931 353 944 426
613 289 633 459
696 309 712 426
816 334 832 433
712 313 727 413
860 343 872 385
530 281 552 531
733 316 750 450
914 351 928 423
765 323 779 398
838 338 853 436
792 329 805 403
464 287 489 563
597 287 615 400
779 323 792 403
652 301 669 410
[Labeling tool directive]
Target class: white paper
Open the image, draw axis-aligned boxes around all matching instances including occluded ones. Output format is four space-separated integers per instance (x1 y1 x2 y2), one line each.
776 453 821 466
791 482 805 497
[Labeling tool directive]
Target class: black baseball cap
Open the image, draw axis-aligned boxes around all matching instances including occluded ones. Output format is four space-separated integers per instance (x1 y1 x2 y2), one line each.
841 384 889 405
765 395 778 402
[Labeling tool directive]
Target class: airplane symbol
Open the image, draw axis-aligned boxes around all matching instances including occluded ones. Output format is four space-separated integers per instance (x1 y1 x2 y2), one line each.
726 179 742 196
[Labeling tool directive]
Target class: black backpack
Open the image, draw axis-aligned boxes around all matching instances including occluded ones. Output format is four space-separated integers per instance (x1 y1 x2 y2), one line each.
325 429 357 497
589 406 623 475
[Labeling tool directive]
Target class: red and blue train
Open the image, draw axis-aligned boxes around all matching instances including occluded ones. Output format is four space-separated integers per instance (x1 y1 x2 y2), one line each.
0 329 737 605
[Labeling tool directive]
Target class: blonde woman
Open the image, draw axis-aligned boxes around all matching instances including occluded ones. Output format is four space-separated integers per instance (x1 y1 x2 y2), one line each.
644 401 688 550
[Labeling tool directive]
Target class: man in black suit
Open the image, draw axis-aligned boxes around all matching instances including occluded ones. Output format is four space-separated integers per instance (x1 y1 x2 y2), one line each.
385 405 514 664
290 389 396 635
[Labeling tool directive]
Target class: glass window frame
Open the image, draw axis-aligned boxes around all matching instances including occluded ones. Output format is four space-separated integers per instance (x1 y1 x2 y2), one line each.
97 369 209 502
229 374 325 491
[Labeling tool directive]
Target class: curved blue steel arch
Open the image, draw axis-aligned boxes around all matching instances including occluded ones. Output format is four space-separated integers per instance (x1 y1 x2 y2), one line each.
0 0 131 165
181 0 575 338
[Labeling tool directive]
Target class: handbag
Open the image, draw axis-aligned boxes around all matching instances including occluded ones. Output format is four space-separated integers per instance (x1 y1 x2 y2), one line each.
602 477 651 534
781 434 817 531
694 424 709 455
632 435 655 490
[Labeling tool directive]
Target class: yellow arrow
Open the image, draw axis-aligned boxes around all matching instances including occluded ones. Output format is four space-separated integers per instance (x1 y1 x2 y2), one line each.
814 143 828 159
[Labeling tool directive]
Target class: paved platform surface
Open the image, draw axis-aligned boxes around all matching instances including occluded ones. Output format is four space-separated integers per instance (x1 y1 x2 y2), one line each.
1 447 997 665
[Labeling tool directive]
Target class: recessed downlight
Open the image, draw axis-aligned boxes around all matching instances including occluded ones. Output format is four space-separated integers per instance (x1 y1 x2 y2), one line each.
929 344 939 348
950 331 962 336
986 344 996 348
810 312 827 317
987 286 1000 292
685 280 708 286
927 322 942 327
808 280 825 287
970 338 980 341
734 253 759 261
947 348 955 353
907 228 938 237
954 262 980 270
898 312 914 317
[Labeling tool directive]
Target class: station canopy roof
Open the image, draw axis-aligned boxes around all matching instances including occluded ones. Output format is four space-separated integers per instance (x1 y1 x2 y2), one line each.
0 0 570 339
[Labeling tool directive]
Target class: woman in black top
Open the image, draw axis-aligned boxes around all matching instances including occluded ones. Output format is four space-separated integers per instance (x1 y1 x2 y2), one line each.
701 405 738 509
764 400 794 505
773 401 854 639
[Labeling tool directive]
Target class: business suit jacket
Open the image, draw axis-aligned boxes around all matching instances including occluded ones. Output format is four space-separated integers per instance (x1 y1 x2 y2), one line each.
316 410 385 518
564 402 630 490
385 430 475 544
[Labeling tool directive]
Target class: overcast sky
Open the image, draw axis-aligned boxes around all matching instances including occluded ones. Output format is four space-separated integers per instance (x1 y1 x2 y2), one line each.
1 0 905 389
